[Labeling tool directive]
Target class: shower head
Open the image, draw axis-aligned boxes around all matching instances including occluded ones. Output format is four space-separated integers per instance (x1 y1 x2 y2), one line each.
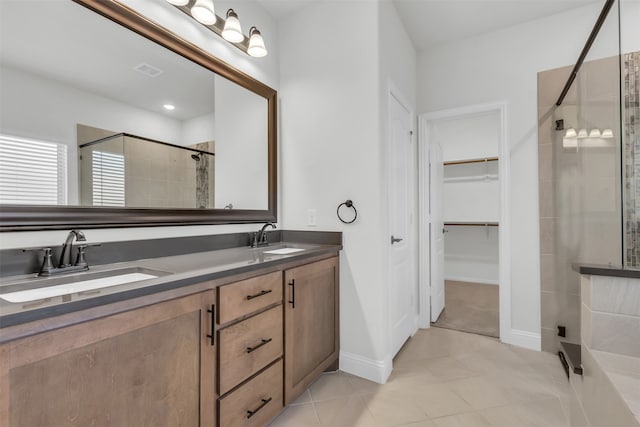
191 152 202 161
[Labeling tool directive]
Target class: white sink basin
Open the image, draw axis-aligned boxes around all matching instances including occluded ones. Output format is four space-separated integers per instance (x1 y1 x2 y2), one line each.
1 271 162 303
263 247 305 255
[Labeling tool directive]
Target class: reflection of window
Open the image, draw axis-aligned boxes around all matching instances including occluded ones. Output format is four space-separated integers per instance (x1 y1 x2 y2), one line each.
92 151 125 206
0 134 67 205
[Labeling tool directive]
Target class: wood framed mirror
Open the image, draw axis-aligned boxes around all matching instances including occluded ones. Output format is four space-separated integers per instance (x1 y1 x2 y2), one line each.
0 0 277 231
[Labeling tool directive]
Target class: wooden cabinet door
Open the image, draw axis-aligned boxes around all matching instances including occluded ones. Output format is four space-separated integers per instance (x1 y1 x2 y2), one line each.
0 290 216 427
284 257 339 404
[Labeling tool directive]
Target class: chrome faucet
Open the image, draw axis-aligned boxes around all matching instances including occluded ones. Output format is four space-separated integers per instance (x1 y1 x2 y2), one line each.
251 223 276 248
59 230 86 267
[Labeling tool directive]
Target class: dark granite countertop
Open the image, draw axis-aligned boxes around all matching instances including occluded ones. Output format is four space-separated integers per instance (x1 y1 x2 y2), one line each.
572 263 640 279
0 230 342 330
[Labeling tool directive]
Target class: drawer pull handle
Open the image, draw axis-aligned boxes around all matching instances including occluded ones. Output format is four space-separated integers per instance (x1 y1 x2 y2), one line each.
247 338 272 353
246 289 272 300
288 279 295 309
206 304 215 346
247 397 272 419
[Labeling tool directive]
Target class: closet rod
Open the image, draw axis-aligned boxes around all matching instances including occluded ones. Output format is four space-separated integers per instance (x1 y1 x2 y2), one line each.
444 156 499 166
444 222 499 227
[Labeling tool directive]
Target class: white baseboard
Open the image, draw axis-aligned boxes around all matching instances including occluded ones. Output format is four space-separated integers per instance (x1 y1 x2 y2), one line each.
507 329 541 351
339 351 392 384
444 275 499 285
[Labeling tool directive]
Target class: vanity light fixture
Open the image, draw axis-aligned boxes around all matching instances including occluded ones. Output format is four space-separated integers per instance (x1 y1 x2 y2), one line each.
222 9 243 43
565 128 577 138
577 129 588 138
191 0 216 25
248 27 268 58
601 129 613 138
589 129 601 138
166 1 268 57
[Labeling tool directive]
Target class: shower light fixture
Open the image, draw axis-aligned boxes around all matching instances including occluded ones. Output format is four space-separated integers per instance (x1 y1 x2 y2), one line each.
166 1 267 57
163 104 175 110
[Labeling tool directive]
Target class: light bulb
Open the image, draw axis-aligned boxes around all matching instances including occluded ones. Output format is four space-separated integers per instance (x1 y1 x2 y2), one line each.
166 0 188 6
222 9 244 43
247 27 267 57
191 0 216 25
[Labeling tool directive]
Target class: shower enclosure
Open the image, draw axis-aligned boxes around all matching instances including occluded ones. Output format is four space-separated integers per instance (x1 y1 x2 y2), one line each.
537 0 639 352
79 132 215 209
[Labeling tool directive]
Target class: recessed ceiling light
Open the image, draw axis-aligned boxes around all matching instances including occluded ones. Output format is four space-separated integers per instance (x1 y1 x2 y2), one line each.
164 104 175 111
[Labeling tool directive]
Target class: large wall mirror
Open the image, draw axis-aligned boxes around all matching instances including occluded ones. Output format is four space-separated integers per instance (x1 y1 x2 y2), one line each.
0 0 277 230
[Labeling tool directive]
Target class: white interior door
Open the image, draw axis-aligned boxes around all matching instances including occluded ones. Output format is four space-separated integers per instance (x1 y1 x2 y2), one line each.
388 93 415 357
430 142 445 322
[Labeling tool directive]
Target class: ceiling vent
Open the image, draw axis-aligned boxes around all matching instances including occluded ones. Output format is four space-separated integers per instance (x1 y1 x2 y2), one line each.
133 63 163 78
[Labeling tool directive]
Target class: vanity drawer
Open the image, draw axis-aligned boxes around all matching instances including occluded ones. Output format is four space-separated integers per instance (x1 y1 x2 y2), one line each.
218 271 282 324
218 359 283 427
219 305 283 394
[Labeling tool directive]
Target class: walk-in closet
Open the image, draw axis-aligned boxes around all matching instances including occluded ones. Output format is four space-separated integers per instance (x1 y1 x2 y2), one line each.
429 109 501 338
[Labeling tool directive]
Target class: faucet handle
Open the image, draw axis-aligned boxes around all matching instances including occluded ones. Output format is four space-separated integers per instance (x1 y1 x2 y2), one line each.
75 243 101 267
22 247 55 275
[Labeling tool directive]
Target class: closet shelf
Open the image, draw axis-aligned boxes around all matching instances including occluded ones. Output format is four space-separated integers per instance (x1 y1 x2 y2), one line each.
444 221 499 227
444 156 499 166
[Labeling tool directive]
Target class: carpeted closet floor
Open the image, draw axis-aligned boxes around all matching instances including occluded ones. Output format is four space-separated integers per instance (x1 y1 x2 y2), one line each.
432 280 499 338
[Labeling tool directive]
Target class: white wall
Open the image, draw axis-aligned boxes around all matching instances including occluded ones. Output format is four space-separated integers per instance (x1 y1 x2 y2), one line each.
279 0 416 382
213 75 268 210
0 65 183 206
444 227 499 285
417 2 618 338
1 0 279 249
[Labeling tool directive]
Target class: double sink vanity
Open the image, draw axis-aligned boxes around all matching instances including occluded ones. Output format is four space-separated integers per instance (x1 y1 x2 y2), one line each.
0 230 342 426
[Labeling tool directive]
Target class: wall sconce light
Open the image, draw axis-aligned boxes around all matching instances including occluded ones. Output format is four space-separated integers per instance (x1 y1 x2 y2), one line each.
166 0 267 57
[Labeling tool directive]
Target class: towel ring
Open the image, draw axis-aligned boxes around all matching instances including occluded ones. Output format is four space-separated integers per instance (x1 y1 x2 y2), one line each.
337 200 358 224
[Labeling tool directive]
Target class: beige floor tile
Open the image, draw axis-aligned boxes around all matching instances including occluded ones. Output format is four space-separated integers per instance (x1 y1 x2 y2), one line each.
411 383 474 418
445 376 513 410
290 389 312 405
363 391 430 427
346 373 386 395
432 412 493 427
422 356 478 381
480 398 568 427
268 403 320 427
309 371 357 402
315 395 380 427
396 420 438 427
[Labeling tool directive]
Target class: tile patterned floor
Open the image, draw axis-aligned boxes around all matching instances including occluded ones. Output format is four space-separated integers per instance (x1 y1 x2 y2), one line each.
269 327 570 427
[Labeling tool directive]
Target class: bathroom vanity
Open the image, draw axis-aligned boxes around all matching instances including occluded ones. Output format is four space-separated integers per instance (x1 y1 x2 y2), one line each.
0 232 341 427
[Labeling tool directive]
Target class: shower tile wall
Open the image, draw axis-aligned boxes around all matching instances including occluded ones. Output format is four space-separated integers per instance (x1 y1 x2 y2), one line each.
538 55 622 352
624 52 640 267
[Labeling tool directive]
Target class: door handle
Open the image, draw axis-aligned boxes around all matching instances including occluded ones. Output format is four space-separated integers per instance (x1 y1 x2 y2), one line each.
391 235 403 244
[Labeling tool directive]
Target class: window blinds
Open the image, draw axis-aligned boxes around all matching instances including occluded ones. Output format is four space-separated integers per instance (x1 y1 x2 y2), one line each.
92 150 125 206
0 134 67 205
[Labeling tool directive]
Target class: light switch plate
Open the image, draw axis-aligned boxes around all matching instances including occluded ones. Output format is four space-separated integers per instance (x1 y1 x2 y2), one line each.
307 208 317 226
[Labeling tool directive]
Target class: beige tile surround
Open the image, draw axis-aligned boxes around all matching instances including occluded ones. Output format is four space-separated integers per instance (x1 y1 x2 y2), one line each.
578 275 640 426
269 327 569 427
